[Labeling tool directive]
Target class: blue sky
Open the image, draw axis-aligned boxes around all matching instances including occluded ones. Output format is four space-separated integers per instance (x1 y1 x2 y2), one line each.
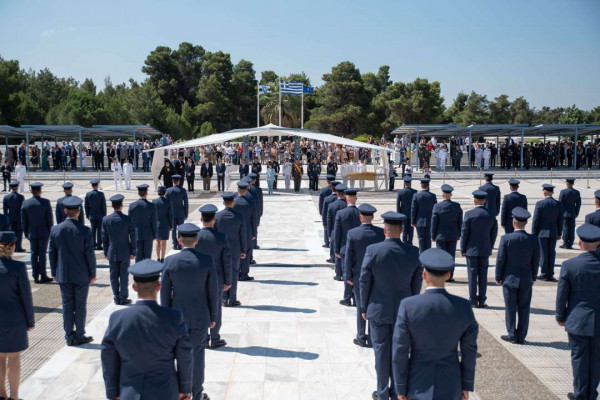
1 0 599 109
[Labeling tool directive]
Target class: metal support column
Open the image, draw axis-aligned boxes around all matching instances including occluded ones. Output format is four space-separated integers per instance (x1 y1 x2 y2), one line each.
79 128 83 171
496 135 499 166
294 135 300 160
574 127 578 170
415 127 420 172
243 135 249 162
520 128 525 170
468 127 472 171
25 130 30 169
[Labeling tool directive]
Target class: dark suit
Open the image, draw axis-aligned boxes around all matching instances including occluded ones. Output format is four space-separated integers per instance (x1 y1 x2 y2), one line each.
101 300 193 400
495 230 540 341
49 219 96 342
411 190 437 252
532 196 563 279
333 205 361 302
359 238 422 399
161 248 219 400
238 164 249 178
55 195 84 224
319 186 333 246
479 182 501 216
501 191 528 233
392 288 478 399
165 185 189 248
21 195 53 279
216 162 226 191
215 207 247 304
396 187 416 244
128 198 157 262
556 251 600 400
102 211 136 303
461 206 498 304
559 187 581 248
185 163 196 192
233 194 257 279
3 191 24 251
200 162 213 191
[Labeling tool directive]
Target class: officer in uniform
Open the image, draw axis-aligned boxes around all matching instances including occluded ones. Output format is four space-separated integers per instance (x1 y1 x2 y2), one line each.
495 207 540 344
308 157 321 191
532 184 563 281
559 178 582 249
392 248 478 400
84 178 107 250
479 172 501 218
166 174 189 250
247 173 263 252
49 196 96 346
359 211 422 400
396 176 416 245
500 178 528 234
102 194 136 305
21 182 53 283
161 223 219 400
431 184 463 281
215 192 247 307
101 259 193 400
585 190 600 228
153 185 173 262
319 175 335 247
410 177 437 252
3 180 25 252
333 187 361 306
234 181 258 282
327 157 338 180
195 204 232 349
55 182 84 224
327 184 347 279
321 180 339 255
556 224 600 400
129 183 157 261
461 190 498 307
344 204 384 347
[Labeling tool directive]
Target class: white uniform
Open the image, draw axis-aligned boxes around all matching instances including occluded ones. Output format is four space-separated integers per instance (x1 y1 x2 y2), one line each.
283 161 292 189
475 147 483 169
439 148 448 171
111 161 123 189
341 163 348 186
357 162 366 189
225 163 232 189
15 164 26 193
483 148 491 170
348 162 357 188
122 161 133 189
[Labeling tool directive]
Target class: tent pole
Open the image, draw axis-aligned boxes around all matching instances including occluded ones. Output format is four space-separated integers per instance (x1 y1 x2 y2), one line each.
79 128 83 171
574 128 578 170
25 130 30 170
520 129 524 170
468 127 472 171
415 127 420 172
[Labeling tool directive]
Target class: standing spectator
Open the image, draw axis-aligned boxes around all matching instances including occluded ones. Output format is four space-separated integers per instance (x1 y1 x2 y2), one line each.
1 161 12 192
283 158 292 189
14 161 26 194
110 158 124 190
266 162 275 195
200 157 213 193
158 159 174 188
122 159 133 190
215 158 226 192
185 158 196 193
224 158 232 190
292 159 303 192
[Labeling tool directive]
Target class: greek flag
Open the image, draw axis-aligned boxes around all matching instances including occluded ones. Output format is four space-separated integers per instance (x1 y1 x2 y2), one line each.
258 85 270 94
280 81 304 95
303 85 314 94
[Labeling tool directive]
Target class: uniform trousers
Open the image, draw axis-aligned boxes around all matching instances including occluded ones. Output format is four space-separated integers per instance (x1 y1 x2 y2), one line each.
210 282 224 342
189 328 208 399
568 332 600 400
109 260 130 303
293 176 301 192
90 219 102 249
284 174 291 189
336 254 353 303
30 237 49 279
563 216 576 247
416 227 431 253
370 321 396 400
401 221 413 244
502 285 532 341
352 283 368 344
323 225 329 247
135 240 153 262
240 242 252 279
172 216 185 247
59 282 89 341
466 256 489 304
539 237 557 278
10 221 24 251
389 176 395 191
224 258 240 303
436 239 457 278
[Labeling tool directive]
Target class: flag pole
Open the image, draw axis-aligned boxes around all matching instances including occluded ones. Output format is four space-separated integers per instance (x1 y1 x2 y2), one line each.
278 79 282 127
301 87 304 129
257 84 260 128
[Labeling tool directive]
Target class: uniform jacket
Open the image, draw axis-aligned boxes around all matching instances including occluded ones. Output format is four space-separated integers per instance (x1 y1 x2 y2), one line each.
333 205 361 254
0 214 9 231
248 184 263 217
585 209 600 227
153 196 173 232
49 219 96 283
84 189 107 221
128 198 157 241
160 248 219 329
344 224 385 281
165 186 189 220
327 198 347 237
184 163 195 179
359 238 422 324
3 191 24 222
55 195 84 224
195 227 232 286
318 187 332 216
102 211 136 262
495 230 540 288
431 199 463 241
532 197 563 238
21 196 53 239
500 191 527 229
0 257 34 329
215 207 247 259
101 300 193 400
411 190 437 228
321 193 337 226
460 206 498 256
479 182 501 216
559 187 582 218
233 195 258 239
396 187 417 216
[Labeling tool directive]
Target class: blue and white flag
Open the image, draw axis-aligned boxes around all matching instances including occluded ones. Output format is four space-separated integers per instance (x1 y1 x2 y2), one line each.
303 85 314 94
258 84 270 94
280 81 304 95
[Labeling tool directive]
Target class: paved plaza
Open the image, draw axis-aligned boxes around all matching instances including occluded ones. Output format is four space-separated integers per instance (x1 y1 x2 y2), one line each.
11 170 600 399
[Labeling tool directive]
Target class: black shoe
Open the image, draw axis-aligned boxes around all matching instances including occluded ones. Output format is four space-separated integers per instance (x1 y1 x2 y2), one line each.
500 335 515 344
239 276 254 281
470 301 478 308
254 245 260 250
333 276 343 281
567 393 577 400
200 394 210 400
353 338 367 348
478 303 488 308
372 391 378 400
446 278 456 283
210 339 227 349
537 274 548 280
39 276 53 284
250 260 257 265
15 248 25 253
515 339 525 345
228 300 241 307
546 277 557 282
70 336 94 346
339 299 352 307
97 246 103 251
326 258 335 264
120 299 132 305
322 244 329 248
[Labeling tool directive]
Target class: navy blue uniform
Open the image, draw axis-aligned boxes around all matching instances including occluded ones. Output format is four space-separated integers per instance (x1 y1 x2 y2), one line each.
49 219 96 343
333 205 361 303
359 238 422 399
166 185 189 247
319 186 333 245
102 211 136 304
21 195 53 280
431 199 463 278
586 209 600 228
461 206 498 305
248 183 263 248
411 190 437 252
532 196 563 279
84 189 107 249
392 287 478 399
480 181 501 216
556 251 600 400
234 194 258 279
495 230 540 342
321 193 337 255
328 198 347 270
161 248 219 400
559 187 581 248
128 198 157 262
56 195 84 224
0 257 34 352
153 196 173 240
396 187 416 244
501 191 528 233
215 206 247 304
101 300 193 400
3 191 25 251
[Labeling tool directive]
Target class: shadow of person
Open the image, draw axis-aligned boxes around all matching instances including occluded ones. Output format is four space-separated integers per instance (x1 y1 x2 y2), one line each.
214 346 319 360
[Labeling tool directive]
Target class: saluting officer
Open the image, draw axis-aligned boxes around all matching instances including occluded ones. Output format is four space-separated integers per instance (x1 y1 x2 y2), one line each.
461 190 498 308
129 183 157 262
166 174 189 250
344 204 384 348
3 180 25 252
102 194 136 305
333 188 361 307
195 204 232 350
411 177 437 252
21 182 53 283
360 211 422 400
55 182 84 224
84 178 107 250
532 183 563 281
101 260 193 400
495 207 540 344
559 178 582 249
431 184 463 281
234 181 258 282
556 224 600 400
500 178 528 234
321 180 339 256
396 176 416 245
392 248 478 400
161 223 219 400
479 172 501 218
327 184 347 279
585 190 600 228
49 196 96 346
319 175 335 247
216 192 247 308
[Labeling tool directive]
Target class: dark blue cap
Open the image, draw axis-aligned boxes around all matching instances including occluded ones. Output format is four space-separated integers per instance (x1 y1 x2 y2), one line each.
157 186 166 192
441 184 454 193
345 188 358 195
248 173 258 179
358 204 377 215
30 182 43 189
512 207 531 221
508 178 520 186
420 178 430 183
237 181 250 189
129 259 163 282
381 211 407 225
565 178 575 182
403 176 412 182
178 223 200 237
330 181 340 186
542 183 555 191
326 174 335 180
419 248 454 272
63 196 82 209
200 204 218 215
172 174 182 180
109 194 124 204
242 176 252 183
9 180 19 187
0 231 17 243
335 184 347 192
136 184 149 190
577 224 600 242
90 178 100 185
473 190 487 199
484 173 494 178
62 182 74 189
595 190 600 200
221 192 236 200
